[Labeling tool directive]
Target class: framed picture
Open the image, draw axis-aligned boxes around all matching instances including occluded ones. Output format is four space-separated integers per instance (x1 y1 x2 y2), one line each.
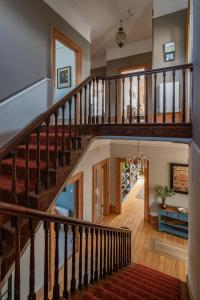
165 52 175 62
57 66 72 89
170 163 189 194
163 42 175 62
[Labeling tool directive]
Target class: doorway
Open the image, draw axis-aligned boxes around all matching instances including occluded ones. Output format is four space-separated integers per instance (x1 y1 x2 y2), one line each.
116 157 149 222
92 159 110 222
51 28 82 102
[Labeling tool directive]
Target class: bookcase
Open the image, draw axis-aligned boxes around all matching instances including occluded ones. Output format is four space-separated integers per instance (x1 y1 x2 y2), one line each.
121 162 138 202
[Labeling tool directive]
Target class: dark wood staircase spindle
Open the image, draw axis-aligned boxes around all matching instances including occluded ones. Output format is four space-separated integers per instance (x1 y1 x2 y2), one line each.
71 225 76 292
137 75 140 123
107 230 110 275
92 79 95 124
45 118 50 189
122 78 125 123
110 231 113 274
90 227 94 284
145 75 148 123
108 80 111 123
84 84 87 125
35 127 41 194
113 231 116 271
68 99 72 150
74 94 78 139
61 104 66 166
118 232 121 269
96 79 99 124
102 80 105 124
123 232 126 267
120 232 123 269
79 89 83 133
54 110 59 170
172 70 176 123
182 69 186 123
116 231 119 272
115 79 118 124
78 226 83 290
103 230 107 278
154 73 157 123
99 229 103 279
43 221 49 300
84 227 89 287
28 220 36 300
11 150 17 204
14 217 21 300
94 228 99 281
25 137 30 206
63 224 69 299
129 77 133 124
88 81 92 124
53 223 60 300
129 233 132 264
163 72 166 123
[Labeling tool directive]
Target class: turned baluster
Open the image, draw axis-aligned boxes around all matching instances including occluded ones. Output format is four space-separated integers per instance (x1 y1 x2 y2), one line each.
96 79 99 124
163 72 166 123
92 79 95 124
110 231 113 274
123 232 126 267
84 227 89 286
108 80 111 123
172 70 176 123
14 217 21 300
103 230 107 278
68 99 72 150
154 74 157 123
71 225 76 292
63 224 69 299
78 226 83 290
137 75 140 124
74 94 78 140
25 137 30 206
115 79 118 124
129 77 133 123
145 75 149 123
54 110 59 169
61 104 66 166
88 81 92 124
44 222 49 300
113 232 116 271
45 118 50 189
79 89 83 134
94 228 99 281
99 229 103 279
28 220 36 300
107 230 110 274
90 227 94 284
115 231 119 272
122 78 125 123
102 80 105 124
84 85 87 125
35 127 41 194
182 69 186 123
53 223 60 300
11 150 17 204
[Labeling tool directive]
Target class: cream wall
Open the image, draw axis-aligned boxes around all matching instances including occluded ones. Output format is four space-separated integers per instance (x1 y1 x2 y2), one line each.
110 140 189 215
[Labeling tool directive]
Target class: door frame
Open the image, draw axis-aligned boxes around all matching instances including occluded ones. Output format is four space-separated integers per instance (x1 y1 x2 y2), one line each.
92 158 110 222
51 27 82 99
116 157 150 222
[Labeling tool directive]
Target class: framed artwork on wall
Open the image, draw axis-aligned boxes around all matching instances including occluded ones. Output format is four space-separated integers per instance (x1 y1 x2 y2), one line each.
163 42 176 62
170 163 189 194
57 66 72 89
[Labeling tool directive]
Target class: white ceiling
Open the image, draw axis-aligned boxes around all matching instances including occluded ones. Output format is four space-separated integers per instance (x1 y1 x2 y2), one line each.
67 0 153 59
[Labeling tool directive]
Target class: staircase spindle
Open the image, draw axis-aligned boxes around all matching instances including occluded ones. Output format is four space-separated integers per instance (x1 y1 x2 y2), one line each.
14 217 21 300
103 230 107 278
96 79 99 124
163 72 166 123
137 75 140 123
54 110 59 169
35 126 41 194
79 89 83 133
25 137 30 206
129 77 133 123
84 85 87 125
113 231 116 271
172 70 176 123
84 227 89 286
90 227 94 284
108 80 111 123
154 73 157 123
43 222 49 300
110 231 113 274
182 69 186 123
94 228 99 281
107 230 110 275
102 80 105 124
122 78 125 123
61 104 66 166
123 232 125 267
63 224 69 299
145 75 148 123
129 233 132 264
78 226 83 290
74 94 78 139
53 223 60 300
45 118 50 189
99 229 103 279
71 225 76 292
115 79 118 123
92 79 95 124
116 232 119 272
11 150 17 204
119 232 122 269
28 220 36 300
88 81 92 124
126 233 129 265
68 99 72 150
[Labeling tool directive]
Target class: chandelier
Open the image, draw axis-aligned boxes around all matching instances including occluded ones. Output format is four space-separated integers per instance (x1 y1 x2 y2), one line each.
116 19 126 48
126 141 146 169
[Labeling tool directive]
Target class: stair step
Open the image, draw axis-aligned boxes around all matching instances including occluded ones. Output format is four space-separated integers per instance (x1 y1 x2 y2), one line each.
93 287 124 300
103 282 146 300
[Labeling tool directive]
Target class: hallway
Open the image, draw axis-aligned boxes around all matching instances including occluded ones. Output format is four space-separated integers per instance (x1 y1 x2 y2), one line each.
100 180 188 282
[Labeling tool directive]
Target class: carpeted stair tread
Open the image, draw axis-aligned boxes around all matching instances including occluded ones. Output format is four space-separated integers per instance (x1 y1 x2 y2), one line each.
93 287 124 300
2 158 47 170
0 174 26 194
103 281 146 300
82 293 101 300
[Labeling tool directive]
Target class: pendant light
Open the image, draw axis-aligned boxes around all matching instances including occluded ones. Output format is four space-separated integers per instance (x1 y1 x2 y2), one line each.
116 19 126 48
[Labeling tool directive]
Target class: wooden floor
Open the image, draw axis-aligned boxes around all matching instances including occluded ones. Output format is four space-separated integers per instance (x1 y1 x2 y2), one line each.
100 179 188 282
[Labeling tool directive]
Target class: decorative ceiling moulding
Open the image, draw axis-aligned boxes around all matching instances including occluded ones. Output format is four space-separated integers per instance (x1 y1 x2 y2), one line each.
43 0 91 42
106 38 152 62
153 0 188 19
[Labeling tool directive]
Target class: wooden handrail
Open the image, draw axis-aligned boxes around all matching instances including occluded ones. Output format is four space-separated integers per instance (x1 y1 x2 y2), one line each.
0 202 131 233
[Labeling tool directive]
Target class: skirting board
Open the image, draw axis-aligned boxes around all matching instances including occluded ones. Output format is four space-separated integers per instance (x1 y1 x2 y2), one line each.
186 275 195 300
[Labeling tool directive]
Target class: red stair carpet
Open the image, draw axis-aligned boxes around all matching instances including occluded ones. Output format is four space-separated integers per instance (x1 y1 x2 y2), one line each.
81 264 187 300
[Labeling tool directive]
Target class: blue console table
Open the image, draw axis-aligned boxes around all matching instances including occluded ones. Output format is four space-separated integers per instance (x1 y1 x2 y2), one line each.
158 205 188 239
